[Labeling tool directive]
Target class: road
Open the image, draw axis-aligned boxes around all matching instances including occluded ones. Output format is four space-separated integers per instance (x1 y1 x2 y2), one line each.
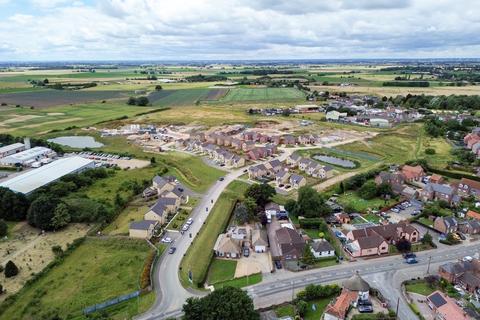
135 134 386 320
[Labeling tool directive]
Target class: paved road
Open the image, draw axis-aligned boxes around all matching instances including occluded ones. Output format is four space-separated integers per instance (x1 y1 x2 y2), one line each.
135 135 383 320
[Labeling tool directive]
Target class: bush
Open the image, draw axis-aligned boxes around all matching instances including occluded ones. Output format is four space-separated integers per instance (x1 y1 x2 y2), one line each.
4 260 19 278
0 219 7 237
425 148 436 155
140 250 157 290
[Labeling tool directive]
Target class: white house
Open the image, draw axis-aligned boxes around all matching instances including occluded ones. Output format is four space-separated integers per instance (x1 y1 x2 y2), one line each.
252 229 268 253
310 239 335 258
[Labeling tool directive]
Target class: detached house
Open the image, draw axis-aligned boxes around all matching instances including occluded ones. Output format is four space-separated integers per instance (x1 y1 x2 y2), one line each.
129 220 158 239
401 165 426 183
248 164 268 180
290 174 307 189
421 183 458 205
434 216 458 234
275 171 290 186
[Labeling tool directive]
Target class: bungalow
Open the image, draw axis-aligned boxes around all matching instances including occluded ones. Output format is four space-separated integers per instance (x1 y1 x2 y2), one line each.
252 229 268 253
290 174 307 189
275 227 306 261
458 178 480 199
401 165 426 182
433 216 458 234
213 234 241 258
310 239 335 258
129 220 158 239
427 291 469 320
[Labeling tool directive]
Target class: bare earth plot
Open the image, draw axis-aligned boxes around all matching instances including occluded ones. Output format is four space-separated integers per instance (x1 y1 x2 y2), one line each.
0 222 90 301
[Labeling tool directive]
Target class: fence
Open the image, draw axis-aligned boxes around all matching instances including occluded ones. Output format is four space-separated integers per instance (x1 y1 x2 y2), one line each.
83 290 140 315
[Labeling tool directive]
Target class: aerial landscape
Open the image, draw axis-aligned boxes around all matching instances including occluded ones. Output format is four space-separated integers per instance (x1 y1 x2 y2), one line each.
1 1 480 320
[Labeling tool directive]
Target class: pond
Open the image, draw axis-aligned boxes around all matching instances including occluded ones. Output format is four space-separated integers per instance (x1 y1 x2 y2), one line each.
47 136 104 148
312 154 356 168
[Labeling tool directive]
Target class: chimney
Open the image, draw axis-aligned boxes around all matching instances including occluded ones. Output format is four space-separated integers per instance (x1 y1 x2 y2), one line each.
24 137 31 149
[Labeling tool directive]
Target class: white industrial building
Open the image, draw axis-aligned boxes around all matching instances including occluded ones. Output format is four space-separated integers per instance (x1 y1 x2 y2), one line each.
0 156 95 194
0 143 26 158
0 146 56 166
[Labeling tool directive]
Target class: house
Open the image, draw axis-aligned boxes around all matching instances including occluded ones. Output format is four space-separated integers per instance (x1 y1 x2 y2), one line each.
458 220 480 235
439 259 480 293
467 210 480 221
129 220 158 239
275 171 290 186
152 175 176 194
144 197 180 224
247 148 265 160
421 183 457 205
430 174 444 184
231 155 246 168
374 171 405 186
275 227 306 261
434 216 458 234
458 178 480 199
160 188 189 204
286 153 302 167
251 229 268 253
298 158 316 171
427 291 469 320
265 159 283 174
242 141 255 152
290 174 306 189
310 239 335 258
213 234 242 258
248 164 268 179
282 135 296 146
336 213 351 224
401 165 426 182
346 235 389 258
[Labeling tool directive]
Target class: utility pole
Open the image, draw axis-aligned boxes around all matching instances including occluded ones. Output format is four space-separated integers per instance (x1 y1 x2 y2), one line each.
427 256 432 274
395 296 400 320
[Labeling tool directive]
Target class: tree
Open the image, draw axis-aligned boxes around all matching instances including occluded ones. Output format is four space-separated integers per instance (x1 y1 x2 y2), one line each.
395 238 412 253
358 181 378 200
0 219 7 237
27 195 59 230
285 199 297 214
244 183 276 207
136 96 149 106
183 287 259 320
234 203 250 224
376 183 393 198
243 197 258 217
155 85 163 91
295 300 308 317
150 156 156 164
301 244 316 265
127 97 137 105
293 186 331 218
51 203 71 230
0 187 29 221
421 232 433 245
4 260 19 278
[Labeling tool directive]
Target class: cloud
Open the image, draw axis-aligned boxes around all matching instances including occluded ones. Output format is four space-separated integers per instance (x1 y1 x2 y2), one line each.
0 0 478 60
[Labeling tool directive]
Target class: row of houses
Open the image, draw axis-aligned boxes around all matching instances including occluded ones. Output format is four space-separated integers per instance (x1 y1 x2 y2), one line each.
187 141 246 168
464 128 480 159
289 153 335 179
248 158 308 189
129 176 187 239
433 210 480 236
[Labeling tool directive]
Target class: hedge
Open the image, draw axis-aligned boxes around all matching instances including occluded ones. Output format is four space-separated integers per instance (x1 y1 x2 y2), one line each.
426 165 480 183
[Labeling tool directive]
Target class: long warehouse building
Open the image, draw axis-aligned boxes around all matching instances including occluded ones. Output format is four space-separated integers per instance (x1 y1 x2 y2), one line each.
0 156 95 194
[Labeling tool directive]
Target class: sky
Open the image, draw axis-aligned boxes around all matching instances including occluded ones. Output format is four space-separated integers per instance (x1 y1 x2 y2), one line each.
0 0 479 61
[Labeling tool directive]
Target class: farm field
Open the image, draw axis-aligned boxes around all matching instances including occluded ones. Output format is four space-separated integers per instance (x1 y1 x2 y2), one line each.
148 88 213 106
309 84 480 96
0 103 155 136
221 87 306 102
0 89 131 107
179 180 249 287
0 223 90 302
0 238 153 320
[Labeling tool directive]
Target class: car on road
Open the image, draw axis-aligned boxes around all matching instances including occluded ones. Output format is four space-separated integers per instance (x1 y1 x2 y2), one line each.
182 224 190 231
405 257 418 264
403 252 416 259
243 248 250 257
168 247 176 254
274 260 282 269
161 237 173 243
219 177 224 181
186 218 194 225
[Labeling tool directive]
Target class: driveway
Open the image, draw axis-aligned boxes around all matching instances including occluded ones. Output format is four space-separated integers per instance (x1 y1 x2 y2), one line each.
408 292 434 320
235 252 273 277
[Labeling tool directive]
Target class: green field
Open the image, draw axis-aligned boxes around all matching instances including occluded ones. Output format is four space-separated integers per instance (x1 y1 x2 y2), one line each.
0 238 153 320
149 88 211 106
213 273 262 290
221 87 306 102
0 102 155 136
103 204 151 235
179 180 249 287
336 192 395 213
405 281 436 296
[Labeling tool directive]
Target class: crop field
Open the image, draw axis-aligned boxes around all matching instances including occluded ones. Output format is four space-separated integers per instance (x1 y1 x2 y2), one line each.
310 84 480 96
204 88 229 100
148 88 212 106
0 238 152 320
0 89 130 107
221 87 306 102
0 103 155 136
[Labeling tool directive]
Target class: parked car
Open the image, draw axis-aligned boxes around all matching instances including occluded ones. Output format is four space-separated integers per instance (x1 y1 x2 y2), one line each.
186 218 194 225
274 260 282 269
243 248 250 257
403 252 416 259
182 224 189 232
456 232 466 240
168 247 176 254
219 177 225 181
463 256 473 262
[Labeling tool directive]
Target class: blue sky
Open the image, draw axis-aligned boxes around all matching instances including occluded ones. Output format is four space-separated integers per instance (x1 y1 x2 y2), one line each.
0 0 479 61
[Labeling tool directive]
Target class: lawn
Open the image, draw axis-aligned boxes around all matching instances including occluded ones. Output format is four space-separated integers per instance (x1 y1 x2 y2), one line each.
103 204 151 235
179 180 249 288
273 298 332 320
221 87 305 102
0 238 154 320
405 281 436 296
417 217 434 227
336 192 394 213
207 259 238 284
213 273 262 290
